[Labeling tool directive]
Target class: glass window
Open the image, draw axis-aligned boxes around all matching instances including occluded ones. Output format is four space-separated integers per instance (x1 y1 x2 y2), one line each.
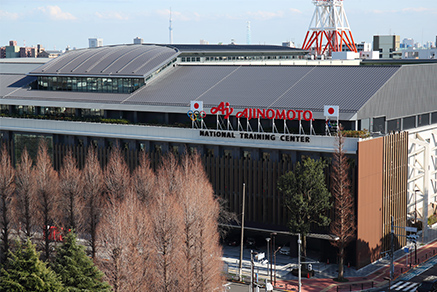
403 116 416 130
387 119 400 132
373 116 386 133
418 114 430 126
97 78 103 92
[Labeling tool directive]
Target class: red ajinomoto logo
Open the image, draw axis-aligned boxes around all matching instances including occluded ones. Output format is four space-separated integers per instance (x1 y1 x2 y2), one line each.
210 102 313 121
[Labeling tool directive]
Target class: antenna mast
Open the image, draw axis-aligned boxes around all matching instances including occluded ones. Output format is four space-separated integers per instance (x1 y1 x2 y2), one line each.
302 0 357 56
246 21 251 45
169 8 173 44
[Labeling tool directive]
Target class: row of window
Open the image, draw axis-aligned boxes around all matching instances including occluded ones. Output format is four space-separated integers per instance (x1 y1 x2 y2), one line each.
180 55 298 62
36 76 144 94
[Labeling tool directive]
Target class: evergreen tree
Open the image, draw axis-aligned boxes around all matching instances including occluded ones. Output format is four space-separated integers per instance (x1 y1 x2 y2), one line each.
52 232 112 292
277 157 332 258
0 239 64 292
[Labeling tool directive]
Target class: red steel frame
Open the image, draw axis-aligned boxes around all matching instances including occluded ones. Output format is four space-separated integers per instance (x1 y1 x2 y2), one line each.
302 29 357 55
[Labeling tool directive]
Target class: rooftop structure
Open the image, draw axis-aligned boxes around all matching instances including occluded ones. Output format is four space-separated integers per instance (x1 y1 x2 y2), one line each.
302 0 357 56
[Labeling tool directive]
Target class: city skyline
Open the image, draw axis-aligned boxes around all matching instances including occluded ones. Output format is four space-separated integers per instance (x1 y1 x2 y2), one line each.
1 0 436 50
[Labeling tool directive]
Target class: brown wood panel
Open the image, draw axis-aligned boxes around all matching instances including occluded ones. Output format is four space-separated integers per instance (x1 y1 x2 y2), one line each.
356 137 384 268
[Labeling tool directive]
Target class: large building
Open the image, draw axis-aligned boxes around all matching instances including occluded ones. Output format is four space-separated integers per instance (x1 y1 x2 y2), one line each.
1 43 436 268
373 35 401 59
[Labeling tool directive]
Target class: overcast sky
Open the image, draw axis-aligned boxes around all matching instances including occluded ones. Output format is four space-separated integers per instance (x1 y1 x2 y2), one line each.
1 0 436 50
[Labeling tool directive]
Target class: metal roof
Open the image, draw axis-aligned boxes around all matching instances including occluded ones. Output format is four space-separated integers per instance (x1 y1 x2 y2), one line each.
166 44 306 53
2 65 404 121
28 45 179 78
125 65 401 113
357 63 437 120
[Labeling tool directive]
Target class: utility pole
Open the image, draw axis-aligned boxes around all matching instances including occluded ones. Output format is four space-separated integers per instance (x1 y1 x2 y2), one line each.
251 250 254 292
298 233 302 292
238 183 246 281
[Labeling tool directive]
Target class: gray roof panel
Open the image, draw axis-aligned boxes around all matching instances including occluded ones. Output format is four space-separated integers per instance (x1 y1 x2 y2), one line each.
125 65 400 113
29 45 179 78
3 64 419 121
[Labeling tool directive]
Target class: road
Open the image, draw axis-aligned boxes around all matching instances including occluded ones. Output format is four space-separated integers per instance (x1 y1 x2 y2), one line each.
377 259 437 292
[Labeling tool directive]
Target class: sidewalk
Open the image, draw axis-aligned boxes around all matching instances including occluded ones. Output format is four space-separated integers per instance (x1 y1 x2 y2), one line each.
273 239 437 291
224 238 437 291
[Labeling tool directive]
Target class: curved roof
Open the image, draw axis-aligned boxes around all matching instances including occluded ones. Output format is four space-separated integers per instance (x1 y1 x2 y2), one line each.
29 44 179 78
167 44 306 53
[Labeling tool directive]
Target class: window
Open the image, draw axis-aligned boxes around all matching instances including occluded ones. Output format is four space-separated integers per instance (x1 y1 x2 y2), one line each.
402 116 416 130
373 117 386 133
418 114 430 126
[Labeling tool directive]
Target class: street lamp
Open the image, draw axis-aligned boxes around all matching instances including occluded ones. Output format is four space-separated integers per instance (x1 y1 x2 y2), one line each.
273 246 281 286
266 238 271 279
270 232 277 284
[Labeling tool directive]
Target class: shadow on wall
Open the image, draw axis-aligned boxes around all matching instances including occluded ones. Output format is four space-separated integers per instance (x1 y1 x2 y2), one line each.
356 233 403 269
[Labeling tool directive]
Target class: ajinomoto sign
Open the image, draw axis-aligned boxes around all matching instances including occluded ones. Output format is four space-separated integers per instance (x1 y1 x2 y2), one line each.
187 101 314 122
211 102 313 121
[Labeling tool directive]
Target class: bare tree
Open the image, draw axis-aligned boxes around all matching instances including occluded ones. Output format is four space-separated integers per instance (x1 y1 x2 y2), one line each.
33 141 60 260
0 145 15 263
59 151 83 232
98 191 150 292
14 148 36 240
104 146 131 203
330 128 356 281
148 155 183 292
179 153 224 291
82 147 105 259
132 152 155 204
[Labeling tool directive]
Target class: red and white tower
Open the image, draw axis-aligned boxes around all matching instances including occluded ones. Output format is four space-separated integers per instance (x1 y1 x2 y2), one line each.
302 0 357 56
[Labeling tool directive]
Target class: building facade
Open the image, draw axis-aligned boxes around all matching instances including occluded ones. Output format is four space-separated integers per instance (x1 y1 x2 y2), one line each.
373 35 401 59
1 44 436 268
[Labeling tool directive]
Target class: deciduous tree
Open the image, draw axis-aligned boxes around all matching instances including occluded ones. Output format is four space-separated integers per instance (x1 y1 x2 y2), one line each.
14 148 36 240
132 152 155 204
104 146 131 203
98 191 149 292
0 145 15 264
148 154 183 292
59 151 83 232
277 157 332 258
82 147 105 259
330 129 356 281
179 153 224 292
33 141 60 261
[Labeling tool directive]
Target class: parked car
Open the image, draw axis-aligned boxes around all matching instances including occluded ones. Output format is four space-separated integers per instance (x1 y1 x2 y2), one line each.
245 237 256 248
279 246 290 256
416 277 437 292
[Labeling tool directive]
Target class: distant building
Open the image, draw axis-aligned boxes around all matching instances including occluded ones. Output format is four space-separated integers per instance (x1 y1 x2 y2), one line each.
38 50 63 58
401 47 437 59
5 40 20 58
133 37 143 45
20 47 37 58
342 42 371 52
373 35 401 59
282 41 296 48
401 38 414 49
199 39 209 45
338 42 378 60
89 38 103 48
0 40 46 59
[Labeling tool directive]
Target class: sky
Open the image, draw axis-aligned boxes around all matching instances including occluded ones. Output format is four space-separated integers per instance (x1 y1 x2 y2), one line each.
1 0 436 51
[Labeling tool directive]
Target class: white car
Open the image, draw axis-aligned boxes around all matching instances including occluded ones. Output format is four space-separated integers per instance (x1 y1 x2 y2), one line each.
279 246 290 255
